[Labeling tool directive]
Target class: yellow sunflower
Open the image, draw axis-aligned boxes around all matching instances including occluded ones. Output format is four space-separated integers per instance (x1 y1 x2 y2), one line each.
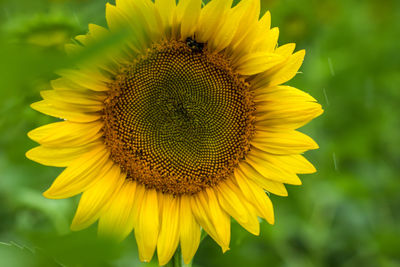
26 0 323 265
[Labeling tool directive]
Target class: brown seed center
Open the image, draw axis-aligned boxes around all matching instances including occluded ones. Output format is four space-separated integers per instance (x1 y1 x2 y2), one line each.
103 40 254 195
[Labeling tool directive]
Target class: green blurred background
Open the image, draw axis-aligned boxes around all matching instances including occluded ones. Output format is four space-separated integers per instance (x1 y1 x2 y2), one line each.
1 0 399 266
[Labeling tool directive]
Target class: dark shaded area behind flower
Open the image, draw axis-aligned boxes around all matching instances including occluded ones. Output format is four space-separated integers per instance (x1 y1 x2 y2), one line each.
0 0 399 266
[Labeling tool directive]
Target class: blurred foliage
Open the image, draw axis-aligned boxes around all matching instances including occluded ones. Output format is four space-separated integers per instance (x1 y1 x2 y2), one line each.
1 0 399 266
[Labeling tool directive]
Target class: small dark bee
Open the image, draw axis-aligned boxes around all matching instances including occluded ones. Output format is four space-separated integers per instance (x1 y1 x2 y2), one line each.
186 37 204 52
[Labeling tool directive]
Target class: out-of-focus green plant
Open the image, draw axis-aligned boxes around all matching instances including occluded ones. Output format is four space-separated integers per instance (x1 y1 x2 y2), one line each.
4 14 80 48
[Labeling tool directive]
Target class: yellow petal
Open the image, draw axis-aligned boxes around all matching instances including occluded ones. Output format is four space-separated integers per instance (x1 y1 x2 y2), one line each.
191 192 228 252
255 101 323 130
190 196 219 249
65 43 83 55
28 121 103 147
39 98 103 113
155 0 176 37
71 166 125 231
229 0 260 49
208 1 251 53
204 188 231 251
249 188 274 225
57 69 111 92
252 27 279 53
74 34 90 47
234 171 274 224
106 2 127 31
251 130 319 155
98 180 137 241
105 3 148 53
131 184 146 227
216 180 260 235
245 151 302 185
40 89 106 106
51 77 87 92
135 189 159 262
229 10 270 60
260 10 271 29
26 142 99 168
116 0 163 43
179 0 202 39
275 43 296 57
180 195 201 265
255 97 321 114
211 0 259 53
196 0 232 43
81 23 129 68
191 190 230 252
43 146 111 199
253 85 316 102
271 49 305 86
88 23 109 41
265 154 317 174
237 162 288 196
253 50 306 89
170 7 180 40
31 100 101 122
249 148 316 175
235 52 285 76
157 194 180 266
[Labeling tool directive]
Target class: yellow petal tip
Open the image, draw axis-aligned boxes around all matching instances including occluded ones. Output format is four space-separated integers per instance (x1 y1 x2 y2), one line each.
42 189 54 199
70 223 82 232
30 101 42 112
252 228 261 236
25 148 44 165
158 258 170 266
280 191 289 197
70 217 91 232
42 188 65 200
105 2 114 8
25 149 33 160
27 130 37 141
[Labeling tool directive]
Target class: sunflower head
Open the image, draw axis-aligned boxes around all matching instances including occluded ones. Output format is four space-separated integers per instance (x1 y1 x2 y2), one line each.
27 0 323 265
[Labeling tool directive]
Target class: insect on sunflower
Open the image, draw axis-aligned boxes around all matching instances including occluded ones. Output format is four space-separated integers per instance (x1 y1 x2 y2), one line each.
26 0 323 265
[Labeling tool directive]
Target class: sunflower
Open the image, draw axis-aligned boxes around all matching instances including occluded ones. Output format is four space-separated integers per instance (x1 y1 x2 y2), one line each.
26 0 323 265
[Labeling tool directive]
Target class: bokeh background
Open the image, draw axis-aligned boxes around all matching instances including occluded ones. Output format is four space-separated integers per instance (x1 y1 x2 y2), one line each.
1 0 399 266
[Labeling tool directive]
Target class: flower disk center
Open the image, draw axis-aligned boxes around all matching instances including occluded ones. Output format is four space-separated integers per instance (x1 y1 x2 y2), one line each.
103 41 254 195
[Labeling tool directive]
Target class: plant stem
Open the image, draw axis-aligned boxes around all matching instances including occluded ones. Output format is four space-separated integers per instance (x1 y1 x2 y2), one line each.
166 247 187 267
166 230 207 267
